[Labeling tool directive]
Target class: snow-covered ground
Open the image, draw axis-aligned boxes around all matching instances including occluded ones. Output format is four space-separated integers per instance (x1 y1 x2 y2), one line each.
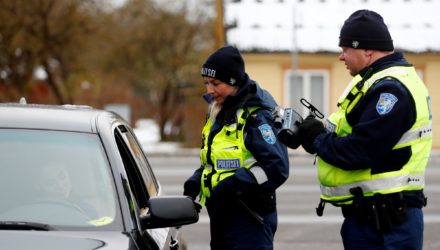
133 119 182 154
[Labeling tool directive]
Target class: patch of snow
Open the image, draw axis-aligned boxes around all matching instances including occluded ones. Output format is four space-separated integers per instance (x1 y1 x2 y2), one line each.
133 119 182 153
225 0 440 53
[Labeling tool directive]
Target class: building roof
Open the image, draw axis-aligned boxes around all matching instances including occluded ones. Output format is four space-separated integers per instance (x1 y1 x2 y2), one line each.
224 0 440 53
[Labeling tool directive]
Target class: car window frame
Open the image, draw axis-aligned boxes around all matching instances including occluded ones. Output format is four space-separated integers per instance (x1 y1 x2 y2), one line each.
114 125 159 209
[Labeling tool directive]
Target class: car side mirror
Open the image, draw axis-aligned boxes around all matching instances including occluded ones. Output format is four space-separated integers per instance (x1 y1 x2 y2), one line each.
140 196 199 229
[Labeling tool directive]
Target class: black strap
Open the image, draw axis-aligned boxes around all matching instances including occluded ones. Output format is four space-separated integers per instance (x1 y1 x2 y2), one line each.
316 199 326 216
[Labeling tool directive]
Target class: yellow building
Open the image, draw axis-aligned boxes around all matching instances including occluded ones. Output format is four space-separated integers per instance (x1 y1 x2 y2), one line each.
242 52 440 148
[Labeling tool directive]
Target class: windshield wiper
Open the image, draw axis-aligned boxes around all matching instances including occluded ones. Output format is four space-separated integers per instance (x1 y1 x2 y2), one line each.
0 221 55 231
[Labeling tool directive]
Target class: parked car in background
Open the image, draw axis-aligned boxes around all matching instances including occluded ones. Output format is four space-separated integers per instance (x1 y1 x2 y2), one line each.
0 100 198 250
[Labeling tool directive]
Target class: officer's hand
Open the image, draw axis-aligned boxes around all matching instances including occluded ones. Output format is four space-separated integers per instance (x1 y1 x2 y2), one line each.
183 179 200 201
298 115 325 154
210 175 242 202
193 202 202 213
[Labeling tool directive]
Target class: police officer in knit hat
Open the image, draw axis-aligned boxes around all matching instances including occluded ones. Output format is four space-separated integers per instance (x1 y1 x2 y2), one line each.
339 9 394 52
183 46 289 249
287 9 432 250
200 46 247 87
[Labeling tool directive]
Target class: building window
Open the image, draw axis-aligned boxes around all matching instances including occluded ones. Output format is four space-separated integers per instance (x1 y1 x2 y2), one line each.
284 70 329 118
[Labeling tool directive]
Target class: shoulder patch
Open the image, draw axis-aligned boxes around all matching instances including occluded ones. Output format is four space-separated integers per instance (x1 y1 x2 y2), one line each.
258 124 276 144
376 93 398 115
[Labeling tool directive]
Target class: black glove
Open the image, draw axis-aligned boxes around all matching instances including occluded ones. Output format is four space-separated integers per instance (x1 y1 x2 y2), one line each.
193 202 202 213
298 115 325 154
212 176 241 197
183 179 200 201
207 175 242 208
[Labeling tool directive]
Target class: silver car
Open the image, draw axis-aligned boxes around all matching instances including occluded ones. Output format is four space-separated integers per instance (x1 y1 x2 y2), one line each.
0 100 198 250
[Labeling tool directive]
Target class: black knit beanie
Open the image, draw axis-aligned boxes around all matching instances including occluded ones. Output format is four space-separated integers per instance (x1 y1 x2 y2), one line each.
201 46 246 86
339 9 394 51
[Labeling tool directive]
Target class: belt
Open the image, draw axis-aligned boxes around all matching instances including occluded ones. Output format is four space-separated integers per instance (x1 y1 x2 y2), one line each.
341 190 426 218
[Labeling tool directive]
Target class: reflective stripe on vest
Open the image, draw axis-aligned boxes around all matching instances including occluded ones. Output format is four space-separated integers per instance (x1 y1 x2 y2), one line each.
320 174 425 197
397 123 432 145
318 65 432 205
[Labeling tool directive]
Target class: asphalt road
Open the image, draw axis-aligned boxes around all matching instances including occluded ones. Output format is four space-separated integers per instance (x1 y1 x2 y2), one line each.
147 152 440 250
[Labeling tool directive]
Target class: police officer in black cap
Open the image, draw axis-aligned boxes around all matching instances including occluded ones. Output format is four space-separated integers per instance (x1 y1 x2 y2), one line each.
295 9 432 250
183 46 289 249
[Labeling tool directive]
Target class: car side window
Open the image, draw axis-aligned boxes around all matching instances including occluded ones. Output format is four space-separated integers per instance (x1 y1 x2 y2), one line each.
114 126 159 206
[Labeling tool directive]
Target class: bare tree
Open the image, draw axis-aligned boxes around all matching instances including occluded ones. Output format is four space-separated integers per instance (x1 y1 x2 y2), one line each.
0 0 100 104
0 0 216 145
106 0 215 140
25 0 100 104
0 0 36 101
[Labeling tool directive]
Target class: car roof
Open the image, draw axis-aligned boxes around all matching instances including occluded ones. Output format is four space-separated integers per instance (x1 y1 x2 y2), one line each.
0 102 115 133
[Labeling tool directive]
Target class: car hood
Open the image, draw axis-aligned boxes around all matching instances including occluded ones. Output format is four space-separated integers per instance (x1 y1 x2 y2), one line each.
0 230 132 250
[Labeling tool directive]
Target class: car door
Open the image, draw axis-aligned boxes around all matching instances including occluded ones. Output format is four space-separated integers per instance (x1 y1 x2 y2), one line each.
114 125 171 250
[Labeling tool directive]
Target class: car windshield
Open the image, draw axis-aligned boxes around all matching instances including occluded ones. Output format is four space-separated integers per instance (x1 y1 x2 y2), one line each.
0 129 119 229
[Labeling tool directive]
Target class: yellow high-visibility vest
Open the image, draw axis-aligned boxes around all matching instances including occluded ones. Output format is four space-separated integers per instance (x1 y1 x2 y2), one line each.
199 107 259 205
318 66 432 205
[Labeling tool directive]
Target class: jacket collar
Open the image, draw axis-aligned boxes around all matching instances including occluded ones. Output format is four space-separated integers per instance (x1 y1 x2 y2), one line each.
359 51 408 78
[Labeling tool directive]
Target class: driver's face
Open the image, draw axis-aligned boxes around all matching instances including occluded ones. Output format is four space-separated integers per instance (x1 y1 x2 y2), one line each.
38 164 71 199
